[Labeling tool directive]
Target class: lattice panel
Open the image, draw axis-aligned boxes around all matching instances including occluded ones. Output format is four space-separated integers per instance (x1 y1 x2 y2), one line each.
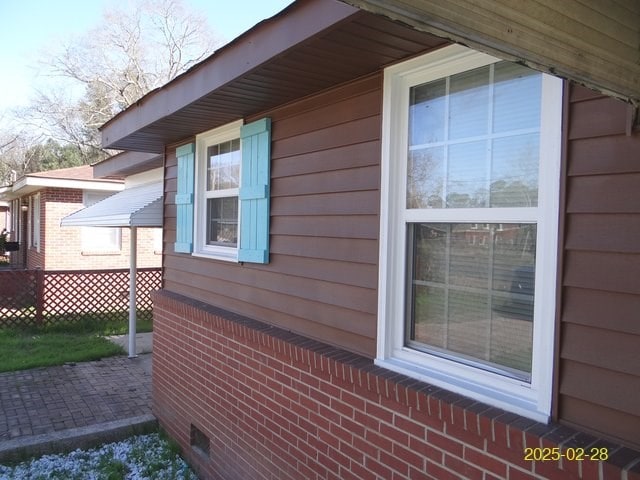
136 269 162 316
0 268 161 327
0 270 38 327
44 270 130 323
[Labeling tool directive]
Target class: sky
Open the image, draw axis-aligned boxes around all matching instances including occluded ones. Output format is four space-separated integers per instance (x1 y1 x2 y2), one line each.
0 0 293 116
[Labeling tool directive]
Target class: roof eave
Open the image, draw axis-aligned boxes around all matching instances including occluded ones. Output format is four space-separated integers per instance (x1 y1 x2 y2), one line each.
93 151 163 179
12 176 124 195
343 0 640 105
100 0 360 153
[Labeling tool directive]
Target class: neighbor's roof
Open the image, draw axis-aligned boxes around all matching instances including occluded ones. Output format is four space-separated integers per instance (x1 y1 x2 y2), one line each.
26 165 99 181
61 181 163 228
0 165 124 201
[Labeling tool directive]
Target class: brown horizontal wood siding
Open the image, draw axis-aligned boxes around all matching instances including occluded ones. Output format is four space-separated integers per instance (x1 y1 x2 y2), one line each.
162 74 382 357
559 84 640 449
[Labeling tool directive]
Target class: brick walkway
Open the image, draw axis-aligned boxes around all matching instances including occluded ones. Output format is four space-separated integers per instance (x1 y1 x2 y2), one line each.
0 355 152 443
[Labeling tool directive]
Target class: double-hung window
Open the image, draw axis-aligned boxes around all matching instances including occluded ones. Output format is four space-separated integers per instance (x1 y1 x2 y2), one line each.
378 45 562 421
195 121 242 260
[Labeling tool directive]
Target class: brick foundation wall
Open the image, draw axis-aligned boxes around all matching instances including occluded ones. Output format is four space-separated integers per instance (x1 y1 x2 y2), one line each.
152 290 640 480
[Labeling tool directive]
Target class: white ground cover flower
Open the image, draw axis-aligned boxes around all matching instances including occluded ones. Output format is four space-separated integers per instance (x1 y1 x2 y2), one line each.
0 432 198 479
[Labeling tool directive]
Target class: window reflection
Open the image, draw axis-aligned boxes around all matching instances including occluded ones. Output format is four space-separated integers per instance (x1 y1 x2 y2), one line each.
408 223 536 379
406 62 542 210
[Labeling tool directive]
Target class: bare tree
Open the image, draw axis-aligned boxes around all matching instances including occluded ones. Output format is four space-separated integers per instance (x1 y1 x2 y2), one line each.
19 0 219 164
0 128 49 185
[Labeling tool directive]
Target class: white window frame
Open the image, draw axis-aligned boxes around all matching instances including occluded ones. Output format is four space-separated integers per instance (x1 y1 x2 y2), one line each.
11 199 20 242
377 44 562 422
81 191 122 252
32 193 41 252
194 120 243 262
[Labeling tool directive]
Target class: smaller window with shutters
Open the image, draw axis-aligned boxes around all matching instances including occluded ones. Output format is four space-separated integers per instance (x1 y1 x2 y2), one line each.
174 118 271 264
195 121 242 260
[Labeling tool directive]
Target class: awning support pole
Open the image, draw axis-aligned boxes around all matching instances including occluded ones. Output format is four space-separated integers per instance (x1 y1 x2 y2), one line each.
128 226 137 358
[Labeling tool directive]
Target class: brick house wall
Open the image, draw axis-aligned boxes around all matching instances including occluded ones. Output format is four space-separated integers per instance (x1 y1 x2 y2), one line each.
152 291 640 480
24 187 161 270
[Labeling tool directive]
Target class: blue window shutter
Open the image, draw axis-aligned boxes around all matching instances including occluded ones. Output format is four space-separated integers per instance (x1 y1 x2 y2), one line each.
239 118 271 263
174 143 195 253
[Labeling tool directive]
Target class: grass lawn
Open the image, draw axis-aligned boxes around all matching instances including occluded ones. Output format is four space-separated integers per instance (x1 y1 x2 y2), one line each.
0 317 153 373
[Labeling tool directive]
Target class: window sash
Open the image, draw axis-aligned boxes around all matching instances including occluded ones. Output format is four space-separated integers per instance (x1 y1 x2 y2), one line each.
405 222 537 381
194 120 243 260
407 62 542 211
205 196 238 247
206 138 240 192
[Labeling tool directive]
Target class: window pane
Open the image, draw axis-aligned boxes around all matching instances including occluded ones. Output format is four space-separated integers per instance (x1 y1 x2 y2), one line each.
412 224 447 283
406 61 542 210
447 141 488 208
447 290 489 360
409 78 446 145
407 147 444 208
407 223 536 379
207 139 240 191
410 285 446 348
449 223 489 288
206 197 238 247
493 62 541 133
449 65 490 140
490 134 539 207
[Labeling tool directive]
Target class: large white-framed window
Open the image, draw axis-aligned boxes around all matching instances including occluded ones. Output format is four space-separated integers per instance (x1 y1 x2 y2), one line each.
377 44 562 421
81 191 121 252
194 120 243 261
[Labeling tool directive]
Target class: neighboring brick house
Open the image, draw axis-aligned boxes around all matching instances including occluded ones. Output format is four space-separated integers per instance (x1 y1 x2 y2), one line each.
97 1 640 479
0 165 162 270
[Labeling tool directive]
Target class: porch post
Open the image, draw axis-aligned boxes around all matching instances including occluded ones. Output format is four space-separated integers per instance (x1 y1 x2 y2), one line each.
128 226 137 358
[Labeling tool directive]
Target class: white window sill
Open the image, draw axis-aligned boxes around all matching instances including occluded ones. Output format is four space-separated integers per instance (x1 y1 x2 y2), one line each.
192 250 237 263
375 355 549 424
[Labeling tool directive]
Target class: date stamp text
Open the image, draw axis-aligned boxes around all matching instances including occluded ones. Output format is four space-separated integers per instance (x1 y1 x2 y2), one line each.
524 447 609 462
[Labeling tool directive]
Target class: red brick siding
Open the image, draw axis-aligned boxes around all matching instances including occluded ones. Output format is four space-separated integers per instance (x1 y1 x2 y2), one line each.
152 290 640 480
23 188 161 270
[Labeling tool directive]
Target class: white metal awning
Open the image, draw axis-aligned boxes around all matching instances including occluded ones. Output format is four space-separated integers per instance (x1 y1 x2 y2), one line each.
61 182 163 228
61 181 163 359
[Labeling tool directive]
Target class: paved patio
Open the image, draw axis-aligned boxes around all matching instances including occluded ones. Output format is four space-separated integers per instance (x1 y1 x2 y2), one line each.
0 334 155 463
